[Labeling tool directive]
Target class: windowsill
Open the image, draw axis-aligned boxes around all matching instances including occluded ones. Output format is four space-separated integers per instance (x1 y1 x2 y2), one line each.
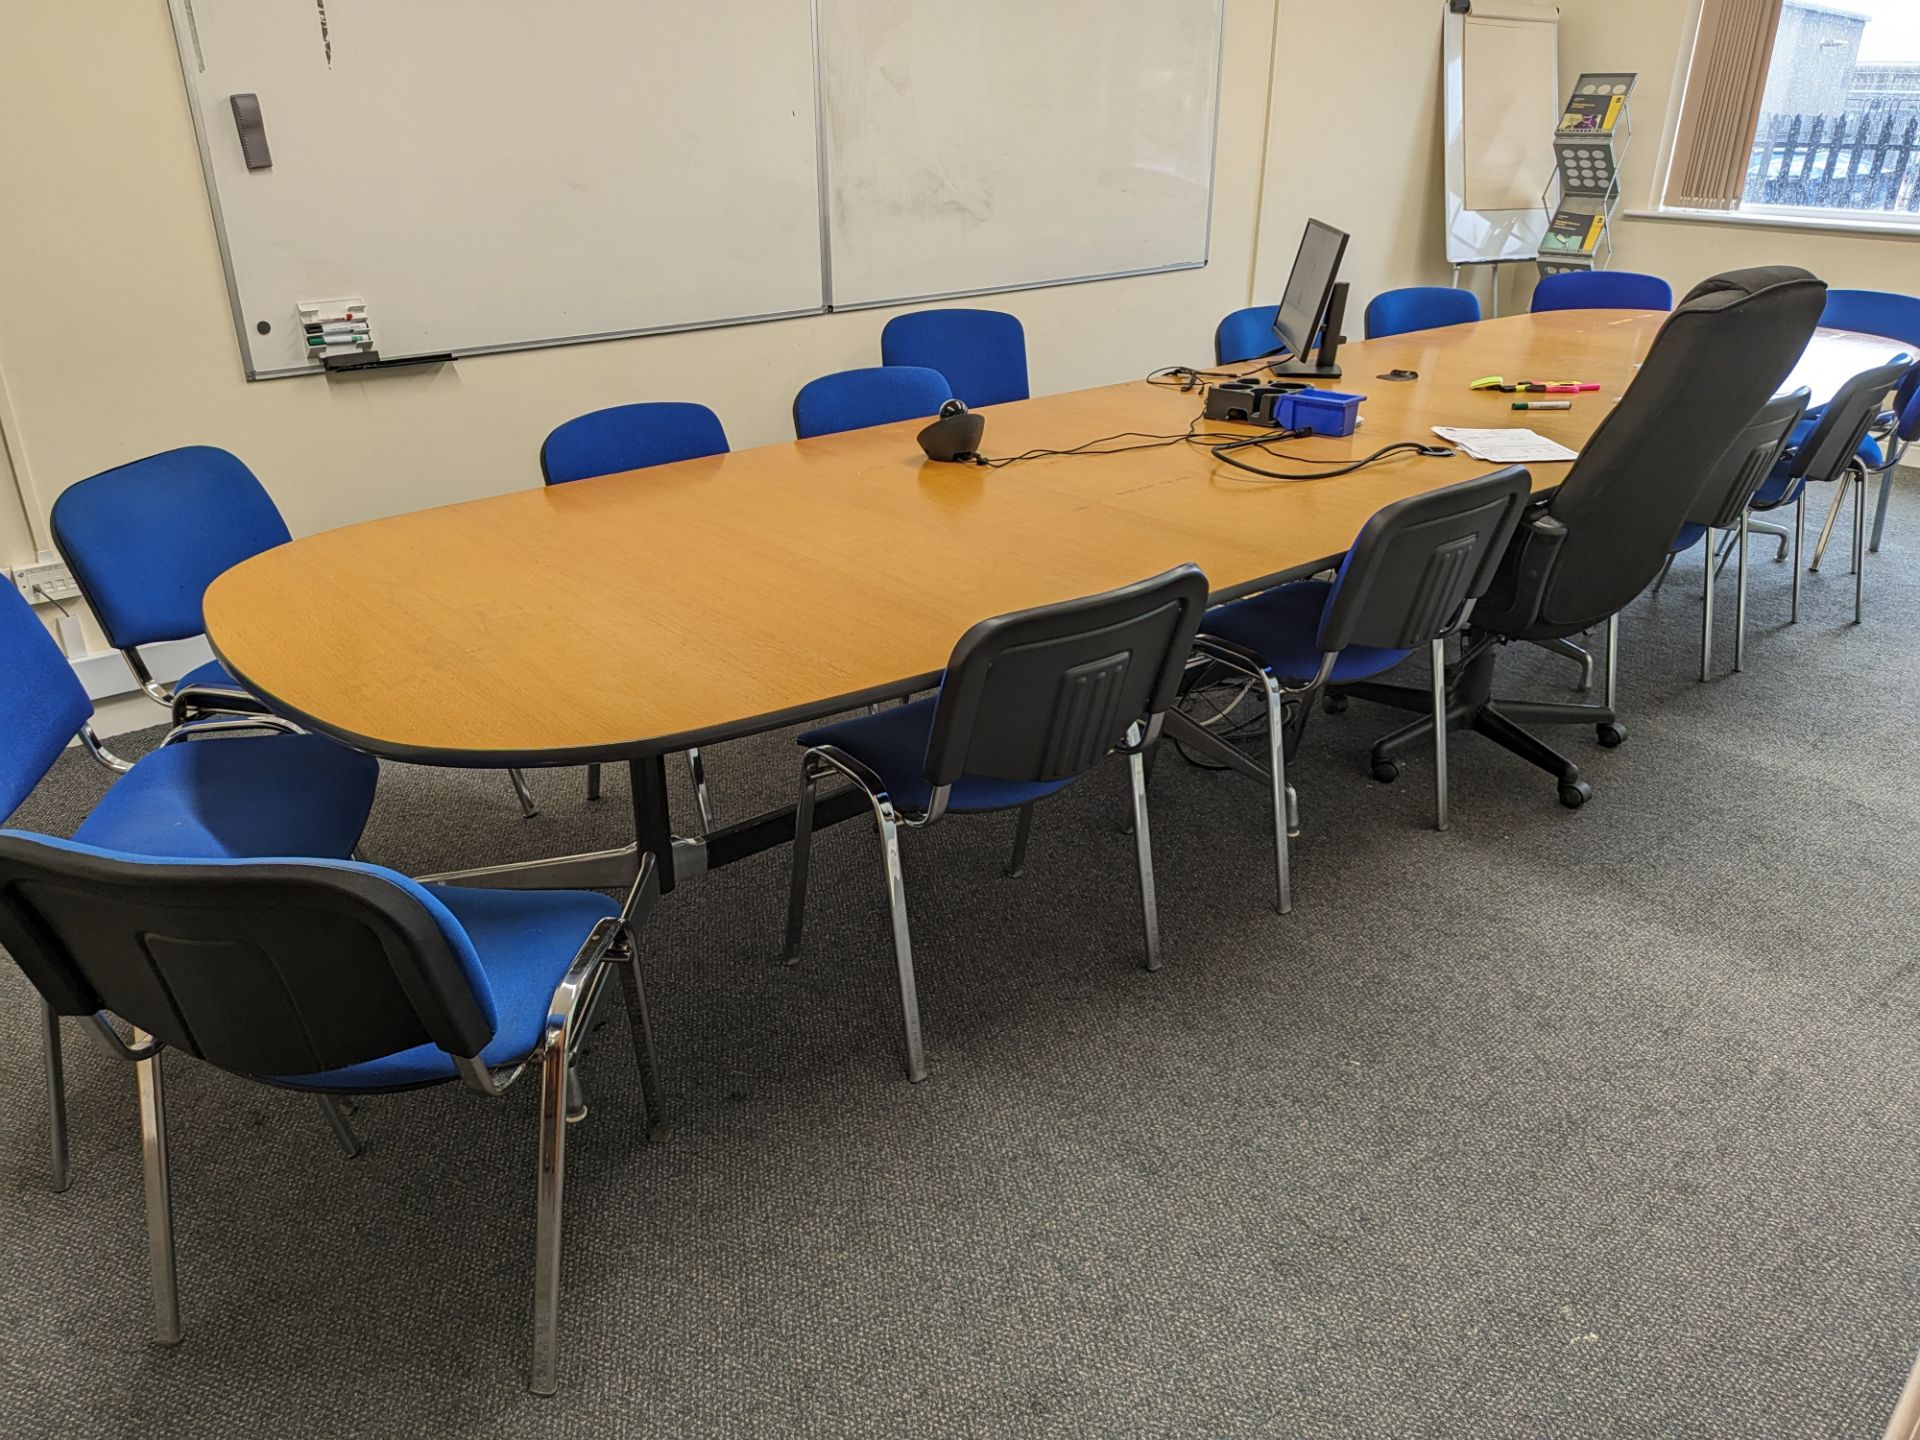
1623 207 1920 241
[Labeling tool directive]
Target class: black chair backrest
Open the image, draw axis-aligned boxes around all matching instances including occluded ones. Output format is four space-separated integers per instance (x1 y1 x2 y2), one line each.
924 566 1210 788
1538 266 1829 630
1789 359 1911 488
1318 465 1534 654
0 834 494 1077
1687 388 1812 531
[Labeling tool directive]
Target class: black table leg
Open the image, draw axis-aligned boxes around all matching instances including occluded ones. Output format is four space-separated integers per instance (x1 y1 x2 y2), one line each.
629 756 677 893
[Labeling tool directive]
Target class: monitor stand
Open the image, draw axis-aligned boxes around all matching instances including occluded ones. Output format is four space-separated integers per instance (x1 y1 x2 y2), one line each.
1267 357 1344 380
1268 281 1348 381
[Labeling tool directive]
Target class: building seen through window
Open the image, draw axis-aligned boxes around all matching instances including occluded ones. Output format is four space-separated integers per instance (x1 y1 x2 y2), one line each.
1748 0 1920 217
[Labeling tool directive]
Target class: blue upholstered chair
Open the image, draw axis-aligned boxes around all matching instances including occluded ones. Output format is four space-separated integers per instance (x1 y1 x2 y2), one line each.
1 582 379 1192
51 446 538 821
539 402 731 827
51 447 289 716
1214 305 1283 365
1531 270 1674 314
1364 286 1482 340
1181 468 1532 913
1657 389 1810 681
793 366 952 439
539 401 730 485
1745 358 1909 628
783 566 1210 1083
881 309 1030 408
0 829 665 1397
1813 290 1920 558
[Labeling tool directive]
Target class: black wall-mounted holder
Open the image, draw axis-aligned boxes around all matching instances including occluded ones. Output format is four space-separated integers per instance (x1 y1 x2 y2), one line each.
230 93 273 170
321 351 455 374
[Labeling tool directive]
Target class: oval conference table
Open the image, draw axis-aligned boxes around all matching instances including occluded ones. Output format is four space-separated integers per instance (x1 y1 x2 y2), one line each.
204 311 1909 892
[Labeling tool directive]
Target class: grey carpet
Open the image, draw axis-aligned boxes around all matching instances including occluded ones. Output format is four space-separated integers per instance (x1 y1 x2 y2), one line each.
4 479 1920 1438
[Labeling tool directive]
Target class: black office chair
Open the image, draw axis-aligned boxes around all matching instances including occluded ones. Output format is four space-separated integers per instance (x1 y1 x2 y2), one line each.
782 566 1210 1083
0 831 666 1397
1166 467 1532 913
1761 358 1912 628
1658 388 1811 680
1334 266 1829 808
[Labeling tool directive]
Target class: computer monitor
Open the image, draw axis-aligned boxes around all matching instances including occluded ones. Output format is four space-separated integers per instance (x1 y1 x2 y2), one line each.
1270 219 1350 379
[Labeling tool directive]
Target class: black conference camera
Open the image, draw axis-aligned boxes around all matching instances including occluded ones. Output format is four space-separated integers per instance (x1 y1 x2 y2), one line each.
918 399 986 463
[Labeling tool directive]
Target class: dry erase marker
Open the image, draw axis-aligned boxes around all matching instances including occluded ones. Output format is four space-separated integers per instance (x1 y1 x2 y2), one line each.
1512 400 1572 411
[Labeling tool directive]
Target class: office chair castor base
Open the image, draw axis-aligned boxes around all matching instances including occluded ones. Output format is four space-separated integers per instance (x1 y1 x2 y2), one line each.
1324 693 1350 715
1370 759 1399 784
1595 722 1628 749
1558 781 1593 809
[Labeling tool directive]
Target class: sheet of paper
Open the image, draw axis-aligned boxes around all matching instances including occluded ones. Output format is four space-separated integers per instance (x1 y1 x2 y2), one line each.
1432 427 1581 464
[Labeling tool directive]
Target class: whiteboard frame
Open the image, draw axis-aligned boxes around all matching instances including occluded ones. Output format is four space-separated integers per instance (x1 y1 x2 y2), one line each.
167 0 1224 378
816 0 1226 313
1443 2 1560 267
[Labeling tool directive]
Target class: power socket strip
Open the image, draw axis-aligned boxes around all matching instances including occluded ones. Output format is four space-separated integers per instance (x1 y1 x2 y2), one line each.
9 559 81 605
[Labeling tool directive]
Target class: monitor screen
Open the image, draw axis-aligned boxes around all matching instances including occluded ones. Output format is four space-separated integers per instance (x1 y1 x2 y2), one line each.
1272 219 1350 360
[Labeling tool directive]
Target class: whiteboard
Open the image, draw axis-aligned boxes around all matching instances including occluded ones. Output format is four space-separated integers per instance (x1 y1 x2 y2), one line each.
169 0 826 378
1443 1 1560 265
816 0 1223 309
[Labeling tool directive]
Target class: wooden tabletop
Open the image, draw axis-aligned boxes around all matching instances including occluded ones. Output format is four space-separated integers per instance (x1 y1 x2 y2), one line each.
205 312 1908 765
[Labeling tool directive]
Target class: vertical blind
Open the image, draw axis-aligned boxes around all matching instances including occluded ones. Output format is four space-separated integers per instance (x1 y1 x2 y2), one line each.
1664 0 1785 210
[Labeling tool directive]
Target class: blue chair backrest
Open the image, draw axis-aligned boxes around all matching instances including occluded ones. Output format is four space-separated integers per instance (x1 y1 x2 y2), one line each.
540 402 730 486
51 446 292 652
1531 270 1675 314
1364 287 1482 340
0 829 500 1078
1214 305 1282 366
881 309 1030 408
794 366 952 440
1821 289 1920 440
0 587 95 821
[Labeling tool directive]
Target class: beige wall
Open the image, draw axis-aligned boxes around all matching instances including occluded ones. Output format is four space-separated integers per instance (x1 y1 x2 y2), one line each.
1254 0 1454 311
1557 0 1920 296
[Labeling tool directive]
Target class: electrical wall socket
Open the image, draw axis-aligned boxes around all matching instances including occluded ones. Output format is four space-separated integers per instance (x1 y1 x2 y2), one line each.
9 559 81 605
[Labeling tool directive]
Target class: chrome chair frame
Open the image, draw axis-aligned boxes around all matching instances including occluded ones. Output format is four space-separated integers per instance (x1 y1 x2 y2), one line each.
1805 458 1874 624
1174 635 1447 919
94 854 666 1397
782 722 1162 1085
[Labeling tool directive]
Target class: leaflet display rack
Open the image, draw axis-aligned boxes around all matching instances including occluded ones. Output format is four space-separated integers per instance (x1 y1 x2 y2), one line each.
1537 72 1637 279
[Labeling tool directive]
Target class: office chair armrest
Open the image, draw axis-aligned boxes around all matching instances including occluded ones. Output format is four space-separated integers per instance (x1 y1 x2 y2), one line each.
1477 510 1569 637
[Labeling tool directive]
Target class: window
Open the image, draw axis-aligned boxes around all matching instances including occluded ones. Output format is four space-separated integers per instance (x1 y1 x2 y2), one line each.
1665 0 1920 227
1744 0 1920 223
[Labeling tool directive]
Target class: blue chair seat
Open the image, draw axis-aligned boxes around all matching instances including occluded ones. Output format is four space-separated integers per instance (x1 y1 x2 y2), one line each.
1199 580 1412 683
797 697 1076 815
278 885 622 1090
1750 420 1883 510
74 734 378 861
